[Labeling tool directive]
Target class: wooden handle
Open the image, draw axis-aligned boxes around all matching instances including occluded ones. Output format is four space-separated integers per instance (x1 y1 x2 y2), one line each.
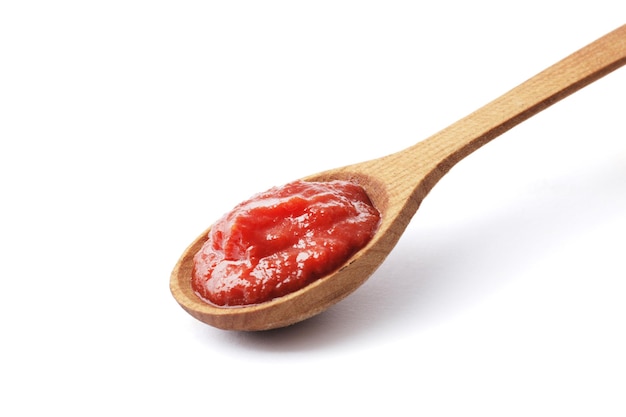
414 24 626 180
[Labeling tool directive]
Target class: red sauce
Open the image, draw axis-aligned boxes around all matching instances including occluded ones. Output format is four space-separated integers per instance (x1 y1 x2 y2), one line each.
191 180 380 306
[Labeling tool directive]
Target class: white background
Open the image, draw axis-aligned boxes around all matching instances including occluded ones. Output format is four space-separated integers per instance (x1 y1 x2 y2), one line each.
2 1 625 415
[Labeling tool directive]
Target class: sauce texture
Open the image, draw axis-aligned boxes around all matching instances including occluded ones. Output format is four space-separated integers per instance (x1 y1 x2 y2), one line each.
192 180 380 306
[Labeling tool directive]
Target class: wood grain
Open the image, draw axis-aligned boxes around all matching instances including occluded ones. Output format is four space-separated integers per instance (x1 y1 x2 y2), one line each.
171 24 626 331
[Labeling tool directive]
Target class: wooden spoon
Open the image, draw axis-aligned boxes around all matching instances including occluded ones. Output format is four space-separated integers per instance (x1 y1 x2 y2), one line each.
171 25 626 331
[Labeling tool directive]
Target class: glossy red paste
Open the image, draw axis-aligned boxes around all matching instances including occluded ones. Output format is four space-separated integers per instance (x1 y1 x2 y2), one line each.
191 180 380 306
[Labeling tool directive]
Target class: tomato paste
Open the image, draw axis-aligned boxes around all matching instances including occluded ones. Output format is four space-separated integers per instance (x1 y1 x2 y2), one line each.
191 180 380 306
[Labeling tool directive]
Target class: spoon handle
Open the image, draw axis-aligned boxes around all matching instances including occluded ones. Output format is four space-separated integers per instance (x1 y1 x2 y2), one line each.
408 24 626 187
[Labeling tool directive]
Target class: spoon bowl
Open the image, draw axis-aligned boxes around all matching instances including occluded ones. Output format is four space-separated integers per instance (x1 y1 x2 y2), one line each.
171 25 626 331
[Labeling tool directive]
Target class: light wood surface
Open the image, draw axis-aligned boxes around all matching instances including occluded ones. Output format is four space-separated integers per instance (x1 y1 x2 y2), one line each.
171 24 626 331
